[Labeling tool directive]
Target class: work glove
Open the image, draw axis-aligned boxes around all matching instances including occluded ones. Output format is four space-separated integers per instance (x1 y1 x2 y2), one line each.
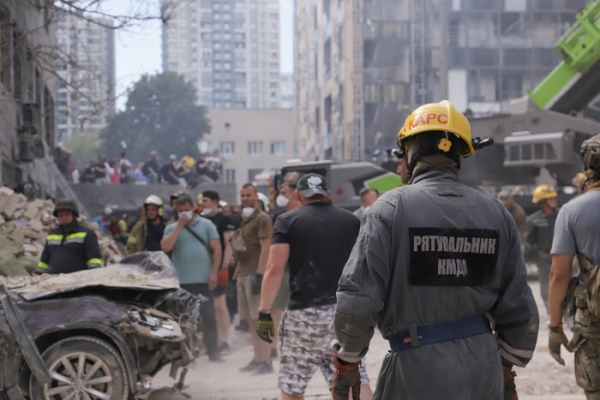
251 273 263 295
549 323 570 366
331 355 361 400
502 364 518 400
256 311 274 343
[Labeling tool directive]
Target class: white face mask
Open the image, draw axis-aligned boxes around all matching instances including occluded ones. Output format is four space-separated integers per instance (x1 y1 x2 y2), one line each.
178 210 193 220
242 207 255 218
200 207 213 216
276 195 290 208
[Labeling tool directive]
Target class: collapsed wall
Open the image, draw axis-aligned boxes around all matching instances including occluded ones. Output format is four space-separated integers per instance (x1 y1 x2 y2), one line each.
0 186 123 277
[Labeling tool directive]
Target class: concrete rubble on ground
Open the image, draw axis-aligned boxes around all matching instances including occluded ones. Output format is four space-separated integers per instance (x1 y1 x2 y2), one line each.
0 186 123 277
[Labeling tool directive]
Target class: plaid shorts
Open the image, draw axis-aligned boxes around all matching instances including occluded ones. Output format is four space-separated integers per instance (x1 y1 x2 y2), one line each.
278 304 370 396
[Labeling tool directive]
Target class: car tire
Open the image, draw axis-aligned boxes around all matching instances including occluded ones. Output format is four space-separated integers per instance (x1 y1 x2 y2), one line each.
30 335 129 400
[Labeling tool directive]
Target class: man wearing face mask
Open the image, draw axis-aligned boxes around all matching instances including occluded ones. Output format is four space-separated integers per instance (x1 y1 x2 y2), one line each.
201 190 236 354
236 183 274 374
525 184 559 314
37 199 102 274
161 194 223 362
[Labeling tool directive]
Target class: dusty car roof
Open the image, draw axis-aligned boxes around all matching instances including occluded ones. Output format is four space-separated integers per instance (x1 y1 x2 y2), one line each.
1 252 180 301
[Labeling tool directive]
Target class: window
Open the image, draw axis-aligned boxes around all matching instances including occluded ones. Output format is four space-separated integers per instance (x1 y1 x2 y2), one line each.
248 169 263 182
248 141 263 155
219 142 235 154
271 141 286 155
224 169 236 183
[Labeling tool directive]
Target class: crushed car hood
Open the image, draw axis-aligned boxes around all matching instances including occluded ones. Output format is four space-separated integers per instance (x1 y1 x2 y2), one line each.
0 252 180 301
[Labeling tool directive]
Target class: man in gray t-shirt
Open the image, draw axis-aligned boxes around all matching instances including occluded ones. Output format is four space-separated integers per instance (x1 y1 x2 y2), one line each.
549 134 600 399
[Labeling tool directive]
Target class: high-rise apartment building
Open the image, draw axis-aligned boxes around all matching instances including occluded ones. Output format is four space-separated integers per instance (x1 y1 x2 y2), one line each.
55 12 115 141
296 0 587 161
163 0 281 108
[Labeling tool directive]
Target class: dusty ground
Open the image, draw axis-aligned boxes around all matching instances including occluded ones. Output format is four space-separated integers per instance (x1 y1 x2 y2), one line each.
150 281 586 400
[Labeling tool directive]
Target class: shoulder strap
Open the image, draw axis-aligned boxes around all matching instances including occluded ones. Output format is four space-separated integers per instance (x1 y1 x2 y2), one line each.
184 225 213 257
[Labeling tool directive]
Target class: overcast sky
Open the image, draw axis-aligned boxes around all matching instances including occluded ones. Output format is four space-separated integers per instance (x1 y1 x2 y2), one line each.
105 0 294 110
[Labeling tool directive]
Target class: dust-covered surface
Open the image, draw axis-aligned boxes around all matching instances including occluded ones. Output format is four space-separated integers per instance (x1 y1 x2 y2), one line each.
0 231 38 277
1 252 180 300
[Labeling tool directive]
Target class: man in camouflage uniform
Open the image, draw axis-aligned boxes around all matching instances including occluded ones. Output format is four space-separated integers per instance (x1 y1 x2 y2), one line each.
549 134 600 399
256 173 372 399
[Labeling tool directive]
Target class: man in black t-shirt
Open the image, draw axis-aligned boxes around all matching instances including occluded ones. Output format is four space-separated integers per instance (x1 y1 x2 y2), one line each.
143 151 161 183
201 190 235 354
162 154 181 185
80 160 96 183
256 173 372 398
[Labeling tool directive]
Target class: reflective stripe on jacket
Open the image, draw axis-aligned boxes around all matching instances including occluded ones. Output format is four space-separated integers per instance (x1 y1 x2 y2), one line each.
37 223 102 274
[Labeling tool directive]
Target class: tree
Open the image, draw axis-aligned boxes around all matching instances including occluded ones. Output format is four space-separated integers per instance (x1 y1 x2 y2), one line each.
62 131 101 165
99 72 211 162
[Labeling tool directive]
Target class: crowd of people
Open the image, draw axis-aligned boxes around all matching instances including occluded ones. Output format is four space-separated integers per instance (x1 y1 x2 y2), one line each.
38 99 600 399
59 149 224 188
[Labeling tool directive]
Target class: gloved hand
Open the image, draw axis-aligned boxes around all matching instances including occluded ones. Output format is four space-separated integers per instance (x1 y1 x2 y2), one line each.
549 323 569 365
331 355 361 400
502 364 518 400
251 273 263 295
256 311 274 343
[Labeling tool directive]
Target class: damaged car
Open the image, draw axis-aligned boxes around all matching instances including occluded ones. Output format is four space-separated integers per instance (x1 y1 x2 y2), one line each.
0 252 204 399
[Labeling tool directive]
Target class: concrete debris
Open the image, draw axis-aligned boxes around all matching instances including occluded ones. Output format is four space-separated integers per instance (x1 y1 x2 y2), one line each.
0 187 124 277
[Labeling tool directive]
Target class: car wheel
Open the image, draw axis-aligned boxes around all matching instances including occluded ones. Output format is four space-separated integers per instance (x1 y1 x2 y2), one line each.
30 335 129 400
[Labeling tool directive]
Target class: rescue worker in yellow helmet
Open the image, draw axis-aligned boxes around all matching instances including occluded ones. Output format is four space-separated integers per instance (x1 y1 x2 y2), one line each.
37 199 102 274
127 195 167 253
331 100 538 400
525 184 558 313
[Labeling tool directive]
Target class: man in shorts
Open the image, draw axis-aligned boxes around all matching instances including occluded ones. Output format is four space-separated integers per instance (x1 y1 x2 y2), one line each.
257 173 372 399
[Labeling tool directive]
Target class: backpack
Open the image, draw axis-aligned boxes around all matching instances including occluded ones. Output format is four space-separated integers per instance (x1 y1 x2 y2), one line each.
578 252 600 320
230 228 247 256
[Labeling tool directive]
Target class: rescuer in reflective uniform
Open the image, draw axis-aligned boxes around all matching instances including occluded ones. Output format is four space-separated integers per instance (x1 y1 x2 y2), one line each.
330 100 539 400
37 199 102 274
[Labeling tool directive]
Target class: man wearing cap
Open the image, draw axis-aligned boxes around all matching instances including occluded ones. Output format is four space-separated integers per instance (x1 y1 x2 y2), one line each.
37 199 102 274
526 184 559 313
257 173 373 399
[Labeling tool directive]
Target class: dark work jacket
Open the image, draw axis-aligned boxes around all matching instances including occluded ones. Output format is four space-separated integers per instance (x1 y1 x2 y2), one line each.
37 223 102 274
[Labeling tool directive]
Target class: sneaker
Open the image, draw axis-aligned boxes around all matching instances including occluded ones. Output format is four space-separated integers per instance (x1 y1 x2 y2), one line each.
252 361 274 375
239 359 260 372
270 348 278 359
219 342 231 355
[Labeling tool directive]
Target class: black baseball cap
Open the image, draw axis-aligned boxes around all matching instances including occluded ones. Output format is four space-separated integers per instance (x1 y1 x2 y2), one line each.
297 173 328 197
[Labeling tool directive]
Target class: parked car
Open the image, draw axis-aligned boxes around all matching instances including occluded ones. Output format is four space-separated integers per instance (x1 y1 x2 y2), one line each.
0 252 203 399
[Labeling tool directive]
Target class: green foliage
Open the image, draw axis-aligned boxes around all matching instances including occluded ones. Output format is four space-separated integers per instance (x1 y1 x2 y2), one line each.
61 131 101 165
100 71 211 162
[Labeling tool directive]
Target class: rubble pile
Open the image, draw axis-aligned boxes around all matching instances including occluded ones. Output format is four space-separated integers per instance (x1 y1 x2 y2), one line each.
0 187 123 277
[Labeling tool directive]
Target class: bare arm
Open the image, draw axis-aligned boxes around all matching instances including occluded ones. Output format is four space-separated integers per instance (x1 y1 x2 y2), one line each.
257 237 271 274
208 238 222 290
222 230 234 268
549 254 574 327
259 243 290 311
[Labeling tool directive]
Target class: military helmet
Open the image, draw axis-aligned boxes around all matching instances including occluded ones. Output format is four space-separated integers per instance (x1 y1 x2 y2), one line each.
398 100 475 157
581 134 600 171
53 198 79 218
532 184 557 204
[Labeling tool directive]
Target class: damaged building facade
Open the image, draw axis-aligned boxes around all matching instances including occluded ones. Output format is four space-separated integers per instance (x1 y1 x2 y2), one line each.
0 0 57 198
296 0 586 162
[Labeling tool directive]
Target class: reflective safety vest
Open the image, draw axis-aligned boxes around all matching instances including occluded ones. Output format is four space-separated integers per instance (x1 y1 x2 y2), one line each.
37 223 102 274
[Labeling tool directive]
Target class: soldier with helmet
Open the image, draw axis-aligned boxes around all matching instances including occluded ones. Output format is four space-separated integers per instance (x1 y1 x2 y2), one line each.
330 100 539 399
549 134 600 398
525 183 559 313
36 199 102 274
127 195 167 254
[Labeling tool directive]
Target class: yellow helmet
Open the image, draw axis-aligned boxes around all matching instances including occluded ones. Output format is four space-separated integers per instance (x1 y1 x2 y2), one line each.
397 100 474 157
572 172 586 188
532 184 557 204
